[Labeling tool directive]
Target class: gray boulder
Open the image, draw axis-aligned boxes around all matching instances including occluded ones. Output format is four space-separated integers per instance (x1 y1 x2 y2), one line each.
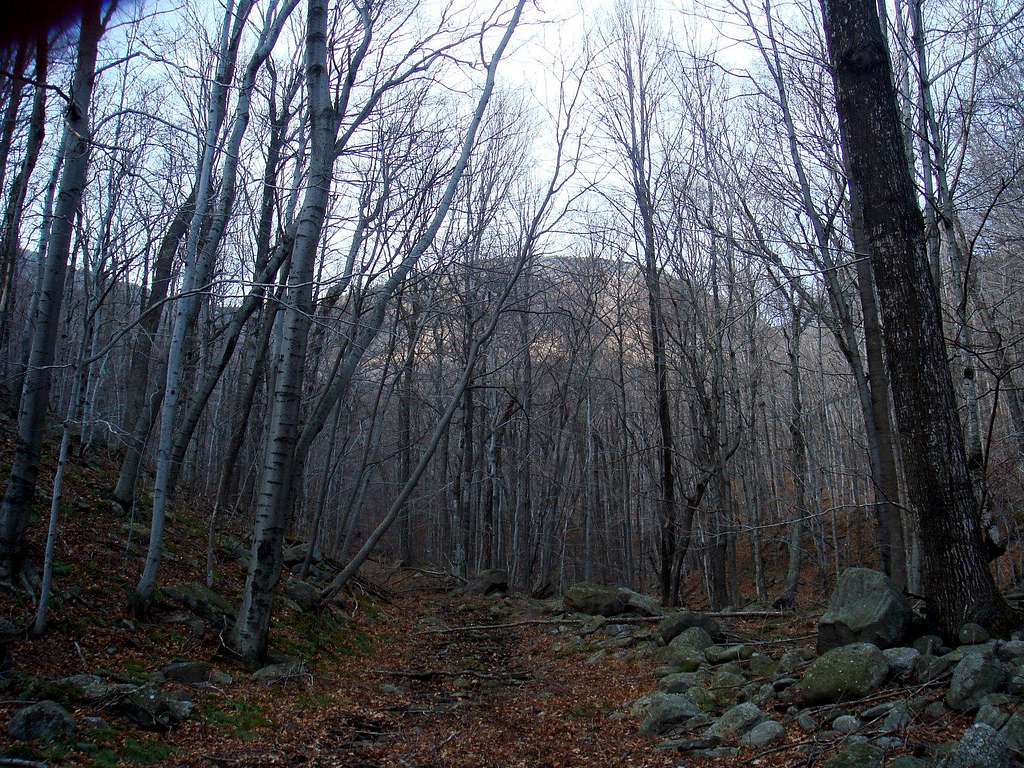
462 569 509 596
657 643 705 672
564 583 629 616
705 701 765 741
282 542 318 567
959 624 990 645
741 719 785 747
999 709 1024 751
116 685 194 730
883 647 920 680
795 642 890 705
672 626 714 651
7 701 75 743
817 568 913 654
163 582 233 625
638 692 701 735
946 653 1006 712
658 611 724 644
657 672 700 694
940 723 1009 768
285 579 321 611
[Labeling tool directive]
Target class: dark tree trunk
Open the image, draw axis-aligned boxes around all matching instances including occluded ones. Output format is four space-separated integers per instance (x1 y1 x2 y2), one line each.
0 6 103 580
821 0 1012 636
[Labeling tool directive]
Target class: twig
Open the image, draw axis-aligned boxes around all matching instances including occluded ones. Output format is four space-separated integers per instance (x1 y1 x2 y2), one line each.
376 667 529 681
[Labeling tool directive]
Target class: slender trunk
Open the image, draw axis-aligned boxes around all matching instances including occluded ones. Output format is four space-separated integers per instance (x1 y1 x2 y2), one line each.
0 8 102 580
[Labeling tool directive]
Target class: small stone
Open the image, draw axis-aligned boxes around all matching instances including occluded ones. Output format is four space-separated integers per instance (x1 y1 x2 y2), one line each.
773 676 798 691
832 714 861 733
879 703 912 734
741 719 785 747
959 624 991 645
705 701 765 741
796 712 817 732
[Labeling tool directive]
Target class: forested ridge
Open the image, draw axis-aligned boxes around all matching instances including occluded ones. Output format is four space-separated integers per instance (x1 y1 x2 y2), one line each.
0 0 1023 764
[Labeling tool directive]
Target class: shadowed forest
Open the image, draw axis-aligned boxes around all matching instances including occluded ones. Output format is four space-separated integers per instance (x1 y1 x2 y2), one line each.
0 0 1023 764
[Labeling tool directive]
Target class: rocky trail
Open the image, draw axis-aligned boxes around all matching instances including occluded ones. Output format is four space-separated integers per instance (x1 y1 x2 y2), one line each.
3 486 1024 767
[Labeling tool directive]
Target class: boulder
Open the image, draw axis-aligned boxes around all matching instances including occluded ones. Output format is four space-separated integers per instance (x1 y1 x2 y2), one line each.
7 701 75 743
941 723 1010 768
999 709 1024 751
285 579 321 612
163 582 233 625
959 624 990 645
638 692 701 735
462 569 509 596
914 635 945 656
832 714 861 733
621 588 663 617
657 644 705 672
282 542 318 567
817 568 913 654
564 583 629 616
883 647 920 680
740 719 785 747
658 611 724 644
657 672 700 694
705 701 765 741
670 626 714 651
62 674 134 701
794 642 889 705
822 743 885 768
115 685 193 730
160 661 211 684
946 653 1006 712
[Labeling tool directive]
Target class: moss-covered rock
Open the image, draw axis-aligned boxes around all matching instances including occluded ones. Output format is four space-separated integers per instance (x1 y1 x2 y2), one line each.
794 642 889 705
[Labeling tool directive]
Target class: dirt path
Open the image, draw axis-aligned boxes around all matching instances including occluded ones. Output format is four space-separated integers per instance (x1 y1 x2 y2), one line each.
307 591 675 768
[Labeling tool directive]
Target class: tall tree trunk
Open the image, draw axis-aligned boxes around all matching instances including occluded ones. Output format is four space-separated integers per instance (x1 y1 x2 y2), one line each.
0 7 102 581
821 0 1012 635
0 38 47 388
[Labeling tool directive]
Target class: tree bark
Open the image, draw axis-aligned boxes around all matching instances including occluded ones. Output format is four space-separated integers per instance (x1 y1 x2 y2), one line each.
0 6 103 581
821 0 1012 635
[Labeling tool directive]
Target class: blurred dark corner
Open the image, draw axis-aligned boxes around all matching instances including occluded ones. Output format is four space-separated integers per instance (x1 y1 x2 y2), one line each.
2 1 108 49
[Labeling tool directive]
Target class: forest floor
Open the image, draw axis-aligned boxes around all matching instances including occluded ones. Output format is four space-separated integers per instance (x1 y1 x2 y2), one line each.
0 424 972 767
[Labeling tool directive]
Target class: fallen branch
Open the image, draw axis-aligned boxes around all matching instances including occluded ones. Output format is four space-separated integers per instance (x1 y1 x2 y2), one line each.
376 667 529 681
0 759 50 768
